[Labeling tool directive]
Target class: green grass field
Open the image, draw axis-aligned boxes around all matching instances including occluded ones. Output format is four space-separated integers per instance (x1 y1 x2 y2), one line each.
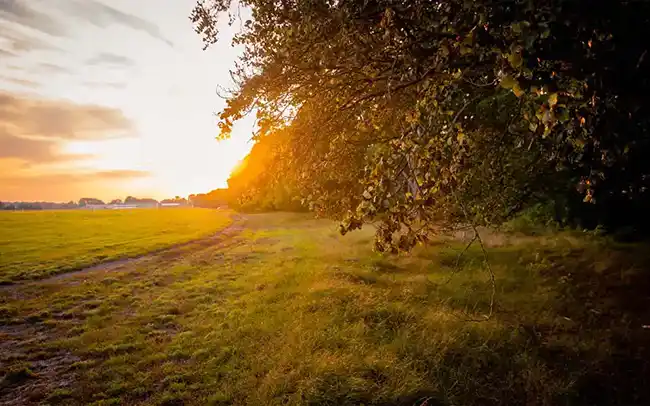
1 212 649 405
0 209 232 284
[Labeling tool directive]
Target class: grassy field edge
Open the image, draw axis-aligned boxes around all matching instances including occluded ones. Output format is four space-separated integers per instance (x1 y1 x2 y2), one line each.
0 209 233 284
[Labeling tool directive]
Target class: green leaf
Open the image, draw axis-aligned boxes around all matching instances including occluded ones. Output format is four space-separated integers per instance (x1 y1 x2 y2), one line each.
500 74 517 89
507 52 523 69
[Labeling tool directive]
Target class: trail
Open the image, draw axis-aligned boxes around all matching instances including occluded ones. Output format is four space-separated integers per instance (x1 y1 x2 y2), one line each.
0 214 248 405
1 214 247 290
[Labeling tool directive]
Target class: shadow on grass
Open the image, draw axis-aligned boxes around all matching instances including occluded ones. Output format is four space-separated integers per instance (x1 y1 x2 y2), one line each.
432 240 650 405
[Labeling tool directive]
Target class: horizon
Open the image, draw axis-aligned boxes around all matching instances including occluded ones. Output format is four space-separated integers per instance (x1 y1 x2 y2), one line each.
0 0 254 202
0 189 227 204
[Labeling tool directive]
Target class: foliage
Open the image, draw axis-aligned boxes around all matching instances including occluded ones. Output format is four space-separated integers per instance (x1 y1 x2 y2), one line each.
78 198 105 206
193 0 650 250
189 189 230 208
161 196 189 205
2 213 650 404
227 129 307 212
500 202 563 235
124 196 159 205
0 209 231 283
0 201 79 210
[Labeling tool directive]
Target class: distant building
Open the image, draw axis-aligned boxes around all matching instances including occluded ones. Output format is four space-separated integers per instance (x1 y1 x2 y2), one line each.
83 204 111 210
76 196 193 210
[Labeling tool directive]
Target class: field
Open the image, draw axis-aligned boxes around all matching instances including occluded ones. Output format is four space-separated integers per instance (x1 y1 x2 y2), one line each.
0 209 232 284
1 212 650 405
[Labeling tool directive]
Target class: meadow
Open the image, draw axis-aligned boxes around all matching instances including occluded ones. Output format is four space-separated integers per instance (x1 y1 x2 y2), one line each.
0 208 232 284
1 211 649 405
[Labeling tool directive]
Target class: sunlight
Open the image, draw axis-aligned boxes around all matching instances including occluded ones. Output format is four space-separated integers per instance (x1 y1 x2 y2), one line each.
61 117 254 198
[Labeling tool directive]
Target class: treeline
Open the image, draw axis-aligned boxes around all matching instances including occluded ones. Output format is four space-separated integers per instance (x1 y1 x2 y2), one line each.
225 132 306 212
0 201 79 210
188 189 229 208
190 133 306 212
194 0 650 249
1 196 187 210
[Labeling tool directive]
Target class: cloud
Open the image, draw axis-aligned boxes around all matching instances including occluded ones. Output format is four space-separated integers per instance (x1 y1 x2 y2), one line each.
0 74 40 88
83 81 127 89
0 169 152 201
0 169 151 183
0 0 171 57
66 0 174 47
86 52 135 67
94 170 151 179
0 47 17 57
0 0 66 37
0 24 57 53
0 90 134 141
0 130 58 162
36 62 70 74
0 129 95 164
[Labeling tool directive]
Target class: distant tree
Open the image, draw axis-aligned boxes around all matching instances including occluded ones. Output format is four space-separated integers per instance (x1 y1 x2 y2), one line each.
109 199 123 205
161 197 188 204
124 196 159 205
79 198 105 206
189 190 229 208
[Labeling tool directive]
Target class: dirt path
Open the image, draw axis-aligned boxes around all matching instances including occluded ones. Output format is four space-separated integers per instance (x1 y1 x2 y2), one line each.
1 214 247 291
0 215 249 405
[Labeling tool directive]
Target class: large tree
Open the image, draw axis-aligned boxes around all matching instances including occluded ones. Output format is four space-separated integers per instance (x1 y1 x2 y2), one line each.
193 0 650 250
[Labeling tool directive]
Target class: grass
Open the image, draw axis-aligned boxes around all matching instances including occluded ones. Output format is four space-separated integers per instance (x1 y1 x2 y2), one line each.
0 208 232 284
1 212 649 405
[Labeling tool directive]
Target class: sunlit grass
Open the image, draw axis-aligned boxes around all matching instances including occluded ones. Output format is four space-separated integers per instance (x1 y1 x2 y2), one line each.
0 208 232 283
1 213 648 404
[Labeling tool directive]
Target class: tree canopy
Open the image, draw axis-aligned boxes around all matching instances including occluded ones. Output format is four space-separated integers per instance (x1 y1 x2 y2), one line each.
193 0 650 250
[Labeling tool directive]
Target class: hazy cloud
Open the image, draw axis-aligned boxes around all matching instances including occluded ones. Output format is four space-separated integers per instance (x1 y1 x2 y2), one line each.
0 129 93 164
0 24 57 53
0 0 172 56
83 81 127 89
36 62 70 74
0 0 66 37
65 0 174 47
0 74 40 88
0 169 150 184
0 90 134 141
0 169 151 187
0 130 57 162
95 170 150 179
86 52 135 67
0 47 17 57
0 169 151 201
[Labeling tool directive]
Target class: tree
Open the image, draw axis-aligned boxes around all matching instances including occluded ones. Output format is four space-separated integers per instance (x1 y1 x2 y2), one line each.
227 128 306 212
193 0 650 249
161 196 188 204
124 196 159 205
79 198 105 206
189 190 229 208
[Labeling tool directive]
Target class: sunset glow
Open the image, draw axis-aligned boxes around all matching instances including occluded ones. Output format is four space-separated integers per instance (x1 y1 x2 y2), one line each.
0 0 254 201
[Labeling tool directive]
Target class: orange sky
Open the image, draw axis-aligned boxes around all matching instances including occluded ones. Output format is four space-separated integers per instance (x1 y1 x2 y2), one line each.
0 0 254 202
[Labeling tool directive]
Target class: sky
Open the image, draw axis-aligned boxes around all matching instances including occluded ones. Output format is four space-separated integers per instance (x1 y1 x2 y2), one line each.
0 0 255 202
